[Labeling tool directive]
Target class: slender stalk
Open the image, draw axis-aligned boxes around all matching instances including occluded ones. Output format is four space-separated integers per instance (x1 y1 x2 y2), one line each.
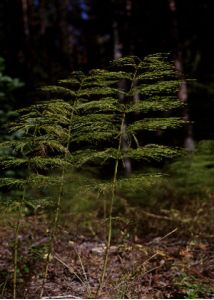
40 127 72 298
13 124 38 299
13 222 19 299
40 83 84 298
13 202 22 299
96 112 126 296
73 248 92 297
96 66 139 296
39 169 65 298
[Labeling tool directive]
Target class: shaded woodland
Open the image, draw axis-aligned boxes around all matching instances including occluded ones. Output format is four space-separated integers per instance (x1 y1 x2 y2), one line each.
1 1 214 137
0 0 214 299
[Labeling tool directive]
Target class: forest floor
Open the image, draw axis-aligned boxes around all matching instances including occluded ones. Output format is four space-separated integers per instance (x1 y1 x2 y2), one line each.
0 198 214 299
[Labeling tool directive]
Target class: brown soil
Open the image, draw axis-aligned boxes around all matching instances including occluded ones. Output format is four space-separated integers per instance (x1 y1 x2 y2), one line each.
0 215 213 299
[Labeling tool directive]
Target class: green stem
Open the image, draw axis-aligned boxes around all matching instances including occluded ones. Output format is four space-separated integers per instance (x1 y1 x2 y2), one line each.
13 123 39 299
39 169 65 298
13 210 21 299
96 65 139 296
13 187 26 299
96 112 126 296
40 85 84 298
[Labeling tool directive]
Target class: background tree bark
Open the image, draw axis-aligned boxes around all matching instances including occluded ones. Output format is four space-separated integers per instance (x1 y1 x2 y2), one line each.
168 0 195 151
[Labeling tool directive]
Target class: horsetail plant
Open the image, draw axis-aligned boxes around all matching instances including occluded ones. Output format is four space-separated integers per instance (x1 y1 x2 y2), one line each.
0 53 186 297
39 71 90 298
0 100 72 298
65 54 186 295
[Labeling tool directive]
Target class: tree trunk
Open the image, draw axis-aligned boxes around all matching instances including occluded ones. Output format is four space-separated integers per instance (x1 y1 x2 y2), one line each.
57 0 73 67
20 0 32 81
40 0 47 35
113 5 132 176
168 0 195 151
21 0 30 38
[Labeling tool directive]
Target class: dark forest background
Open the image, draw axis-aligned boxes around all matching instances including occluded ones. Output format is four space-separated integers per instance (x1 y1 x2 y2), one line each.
0 0 214 143
0 2 214 298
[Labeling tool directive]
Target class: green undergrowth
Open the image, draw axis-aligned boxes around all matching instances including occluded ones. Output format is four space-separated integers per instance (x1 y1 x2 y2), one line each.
1 138 213 240
174 272 214 299
57 140 214 239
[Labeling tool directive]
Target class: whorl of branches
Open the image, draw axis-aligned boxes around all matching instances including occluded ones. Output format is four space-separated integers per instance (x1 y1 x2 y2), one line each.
0 53 186 199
